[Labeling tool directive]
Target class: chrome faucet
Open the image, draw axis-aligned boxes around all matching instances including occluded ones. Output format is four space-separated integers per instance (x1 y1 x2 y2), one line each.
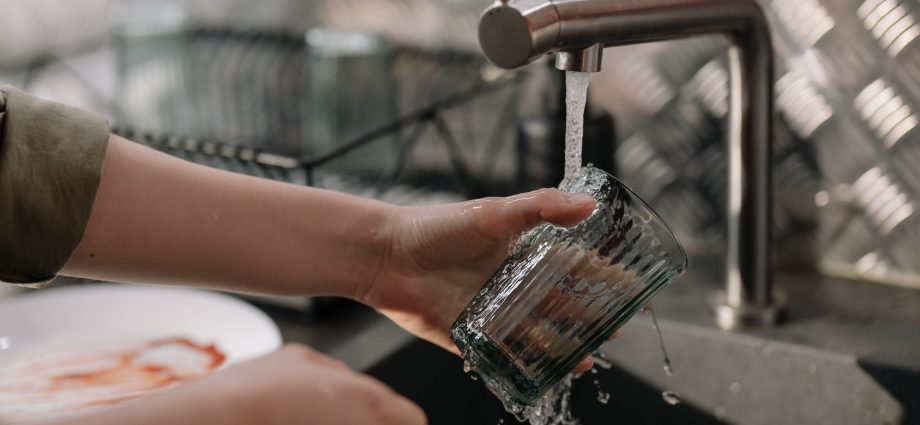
478 0 785 329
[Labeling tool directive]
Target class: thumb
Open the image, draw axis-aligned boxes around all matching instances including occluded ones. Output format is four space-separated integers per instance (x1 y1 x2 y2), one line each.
477 188 596 239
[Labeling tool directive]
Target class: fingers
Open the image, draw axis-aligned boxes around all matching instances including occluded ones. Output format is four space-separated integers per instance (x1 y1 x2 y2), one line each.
572 331 620 374
279 343 351 371
366 384 428 425
477 189 596 239
282 344 428 425
574 356 594 374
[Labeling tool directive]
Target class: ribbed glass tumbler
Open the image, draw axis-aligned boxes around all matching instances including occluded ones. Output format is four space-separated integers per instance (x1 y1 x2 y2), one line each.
450 166 688 406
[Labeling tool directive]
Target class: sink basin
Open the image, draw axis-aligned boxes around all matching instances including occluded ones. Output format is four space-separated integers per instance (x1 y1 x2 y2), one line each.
366 338 726 425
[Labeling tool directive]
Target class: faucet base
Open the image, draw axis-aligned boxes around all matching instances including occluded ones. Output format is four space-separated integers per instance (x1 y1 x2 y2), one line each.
710 290 787 330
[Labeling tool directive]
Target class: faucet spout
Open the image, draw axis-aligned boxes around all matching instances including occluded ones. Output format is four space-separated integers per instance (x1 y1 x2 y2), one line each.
479 0 785 329
555 44 603 72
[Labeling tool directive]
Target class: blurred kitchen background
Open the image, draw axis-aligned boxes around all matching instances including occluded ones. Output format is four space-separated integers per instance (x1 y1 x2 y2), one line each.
2 0 918 298
2 1 919 423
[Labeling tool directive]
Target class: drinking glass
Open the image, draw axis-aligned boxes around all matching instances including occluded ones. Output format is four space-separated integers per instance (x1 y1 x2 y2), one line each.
450 165 688 406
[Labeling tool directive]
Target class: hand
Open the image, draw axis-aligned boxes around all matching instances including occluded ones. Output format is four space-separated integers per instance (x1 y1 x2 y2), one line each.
359 189 601 372
48 344 426 425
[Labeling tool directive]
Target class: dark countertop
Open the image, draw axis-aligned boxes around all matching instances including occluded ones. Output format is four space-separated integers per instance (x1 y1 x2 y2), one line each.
649 265 920 371
263 265 920 374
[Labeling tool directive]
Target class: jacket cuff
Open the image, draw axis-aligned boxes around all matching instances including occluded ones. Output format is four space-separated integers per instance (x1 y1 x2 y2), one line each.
0 85 109 285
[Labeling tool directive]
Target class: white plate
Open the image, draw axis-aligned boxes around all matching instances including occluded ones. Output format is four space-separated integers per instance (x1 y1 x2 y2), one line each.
0 284 281 421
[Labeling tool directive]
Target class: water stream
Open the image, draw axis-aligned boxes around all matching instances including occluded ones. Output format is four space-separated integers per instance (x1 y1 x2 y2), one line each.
494 71 591 425
646 306 674 376
563 71 590 179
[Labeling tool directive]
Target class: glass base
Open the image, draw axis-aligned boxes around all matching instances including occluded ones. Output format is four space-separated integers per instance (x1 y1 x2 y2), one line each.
451 324 544 406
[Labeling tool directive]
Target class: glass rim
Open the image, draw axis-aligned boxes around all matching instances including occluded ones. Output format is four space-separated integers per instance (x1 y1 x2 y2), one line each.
564 165 689 273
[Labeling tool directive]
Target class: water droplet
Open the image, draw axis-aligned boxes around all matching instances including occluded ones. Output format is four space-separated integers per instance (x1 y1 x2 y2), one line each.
663 361 674 376
463 360 473 374
661 390 682 406
729 382 742 394
592 351 613 369
714 406 726 419
508 233 527 256
470 374 479 381
808 364 817 374
590 367 598 374
590 376 612 405
0 336 10 351
762 345 774 357
497 419 504 424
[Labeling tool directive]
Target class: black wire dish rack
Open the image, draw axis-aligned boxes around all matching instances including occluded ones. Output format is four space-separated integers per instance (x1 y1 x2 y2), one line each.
112 26 545 203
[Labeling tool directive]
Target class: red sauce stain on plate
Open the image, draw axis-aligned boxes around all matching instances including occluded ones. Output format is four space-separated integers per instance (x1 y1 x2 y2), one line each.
0 337 226 422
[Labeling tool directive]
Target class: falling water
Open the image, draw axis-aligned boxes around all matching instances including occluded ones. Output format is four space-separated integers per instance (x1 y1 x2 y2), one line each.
468 73 599 421
564 71 590 179
647 306 674 376
510 375 580 425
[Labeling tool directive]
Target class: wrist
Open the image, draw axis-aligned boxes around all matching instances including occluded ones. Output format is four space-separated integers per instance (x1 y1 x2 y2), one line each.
342 200 399 303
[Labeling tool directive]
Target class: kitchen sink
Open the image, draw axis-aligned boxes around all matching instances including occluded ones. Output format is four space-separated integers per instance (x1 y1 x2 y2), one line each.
366 338 725 425
361 268 920 425
268 267 920 425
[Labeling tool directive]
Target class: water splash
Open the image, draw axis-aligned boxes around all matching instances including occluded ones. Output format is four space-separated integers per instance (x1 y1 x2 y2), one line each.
500 375 580 425
496 354 616 424
564 71 590 180
592 378 610 405
591 351 613 370
661 390 682 406
729 382 742 394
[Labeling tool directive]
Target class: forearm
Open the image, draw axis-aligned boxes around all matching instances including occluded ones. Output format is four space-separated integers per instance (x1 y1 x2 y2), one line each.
61 135 392 298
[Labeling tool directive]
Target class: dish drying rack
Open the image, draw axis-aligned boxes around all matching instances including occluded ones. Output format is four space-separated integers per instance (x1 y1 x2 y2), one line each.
113 26 544 205
5 26 562 315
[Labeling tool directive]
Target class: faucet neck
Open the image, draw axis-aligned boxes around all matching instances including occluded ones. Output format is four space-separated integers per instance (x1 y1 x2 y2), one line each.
479 0 784 329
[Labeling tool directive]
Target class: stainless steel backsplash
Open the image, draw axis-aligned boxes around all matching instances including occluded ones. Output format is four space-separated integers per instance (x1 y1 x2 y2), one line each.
592 0 920 288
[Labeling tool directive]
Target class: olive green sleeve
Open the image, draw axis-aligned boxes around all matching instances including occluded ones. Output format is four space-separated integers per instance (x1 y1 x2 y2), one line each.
0 85 109 286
